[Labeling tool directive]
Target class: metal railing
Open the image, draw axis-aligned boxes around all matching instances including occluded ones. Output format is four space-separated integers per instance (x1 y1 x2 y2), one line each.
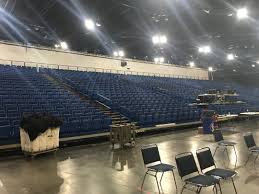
0 58 208 80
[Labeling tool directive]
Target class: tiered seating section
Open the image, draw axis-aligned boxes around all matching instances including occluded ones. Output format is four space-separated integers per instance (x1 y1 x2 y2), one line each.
0 66 111 144
1 65 258 145
48 69 254 127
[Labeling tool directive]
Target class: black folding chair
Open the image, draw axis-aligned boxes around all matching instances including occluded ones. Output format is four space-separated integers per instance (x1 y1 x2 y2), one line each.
141 144 177 193
175 152 221 194
213 130 237 166
196 147 237 194
243 133 259 165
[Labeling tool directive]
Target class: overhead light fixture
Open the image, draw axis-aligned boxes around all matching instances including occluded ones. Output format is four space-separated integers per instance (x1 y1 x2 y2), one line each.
85 19 95 31
54 44 60 48
227 53 235 60
256 60 259 64
154 57 165 64
189 61 195 67
96 22 101 27
152 35 167 44
208 67 213 72
60 41 68 50
233 69 236 72
252 64 255 67
118 50 124 57
199 45 211 54
113 50 125 57
113 51 118 57
237 8 248 19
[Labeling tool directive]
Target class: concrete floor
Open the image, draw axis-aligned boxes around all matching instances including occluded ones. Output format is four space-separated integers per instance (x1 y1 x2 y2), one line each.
0 120 259 194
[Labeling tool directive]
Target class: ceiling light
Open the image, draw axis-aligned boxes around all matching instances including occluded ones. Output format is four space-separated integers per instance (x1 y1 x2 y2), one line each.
252 64 255 67
54 44 60 48
113 51 118 57
237 8 248 19
189 61 195 67
154 57 164 64
85 19 95 31
152 36 159 44
233 69 236 72
199 46 211 54
227 53 234 60
60 41 68 50
152 35 167 44
118 50 124 57
96 23 101 27
208 67 213 72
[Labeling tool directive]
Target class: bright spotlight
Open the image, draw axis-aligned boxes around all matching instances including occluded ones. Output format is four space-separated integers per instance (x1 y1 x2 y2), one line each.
54 44 60 48
199 46 211 54
208 67 213 72
256 60 259 64
189 61 195 67
152 35 167 44
252 64 255 67
154 57 159 63
227 53 234 60
60 41 68 50
85 19 95 31
113 51 118 57
159 57 165 63
237 8 248 19
152 36 159 44
154 57 164 64
118 50 124 57
160 35 167 44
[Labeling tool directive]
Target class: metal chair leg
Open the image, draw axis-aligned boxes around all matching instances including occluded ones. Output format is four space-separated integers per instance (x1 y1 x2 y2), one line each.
180 183 186 194
231 178 237 194
172 170 178 190
225 147 230 161
141 171 148 190
213 146 219 157
245 153 252 166
233 145 238 168
254 153 259 165
218 182 223 194
197 186 202 194
160 172 164 185
155 174 161 194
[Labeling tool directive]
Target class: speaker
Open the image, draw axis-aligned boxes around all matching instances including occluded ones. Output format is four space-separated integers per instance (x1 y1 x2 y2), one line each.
121 61 127 67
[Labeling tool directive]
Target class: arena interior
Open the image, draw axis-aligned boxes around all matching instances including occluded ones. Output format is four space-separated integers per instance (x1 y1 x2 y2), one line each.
0 1 259 194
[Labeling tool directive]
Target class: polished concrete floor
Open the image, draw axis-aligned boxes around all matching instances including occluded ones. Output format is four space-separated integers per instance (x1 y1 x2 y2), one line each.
0 120 259 194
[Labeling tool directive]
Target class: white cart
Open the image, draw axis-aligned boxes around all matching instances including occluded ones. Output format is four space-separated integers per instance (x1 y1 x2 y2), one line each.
20 127 60 157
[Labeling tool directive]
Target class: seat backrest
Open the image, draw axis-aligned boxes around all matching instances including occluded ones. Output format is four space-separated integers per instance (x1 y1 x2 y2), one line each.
175 152 198 178
213 130 224 142
196 147 215 172
244 133 256 149
141 144 161 165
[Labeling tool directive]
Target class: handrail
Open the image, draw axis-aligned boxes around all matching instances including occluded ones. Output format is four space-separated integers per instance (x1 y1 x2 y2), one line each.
0 58 208 80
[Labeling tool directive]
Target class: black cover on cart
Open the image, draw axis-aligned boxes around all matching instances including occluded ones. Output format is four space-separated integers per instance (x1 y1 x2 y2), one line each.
20 113 63 141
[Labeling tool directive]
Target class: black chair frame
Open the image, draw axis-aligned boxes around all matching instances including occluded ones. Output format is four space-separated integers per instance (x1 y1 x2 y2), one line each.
244 133 259 166
175 152 222 194
196 147 237 194
141 144 177 193
213 130 237 167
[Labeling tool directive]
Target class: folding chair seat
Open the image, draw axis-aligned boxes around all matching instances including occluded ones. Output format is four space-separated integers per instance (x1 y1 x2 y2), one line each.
196 147 237 194
141 144 177 193
175 152 221 194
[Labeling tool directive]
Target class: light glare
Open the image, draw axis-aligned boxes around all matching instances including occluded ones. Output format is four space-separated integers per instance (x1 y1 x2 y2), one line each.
189 61 195 67
208 67 213 72
227 53 234 60
85 19 95 31
60 41 68 50
237 8 248 19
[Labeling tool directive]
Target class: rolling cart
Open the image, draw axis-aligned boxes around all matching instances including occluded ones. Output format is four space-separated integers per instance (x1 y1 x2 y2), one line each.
110 123 136 148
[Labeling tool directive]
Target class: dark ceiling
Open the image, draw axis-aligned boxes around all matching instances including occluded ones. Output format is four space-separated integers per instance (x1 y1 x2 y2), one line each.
1 0 259 77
